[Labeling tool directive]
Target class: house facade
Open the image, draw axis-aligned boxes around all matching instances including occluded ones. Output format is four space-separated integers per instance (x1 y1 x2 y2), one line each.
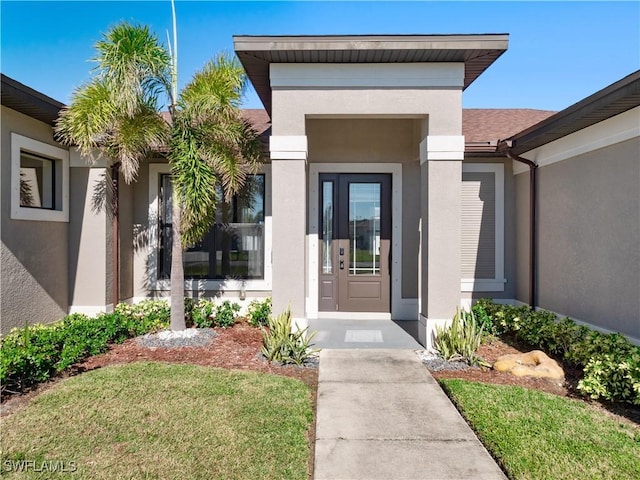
1 34 638 346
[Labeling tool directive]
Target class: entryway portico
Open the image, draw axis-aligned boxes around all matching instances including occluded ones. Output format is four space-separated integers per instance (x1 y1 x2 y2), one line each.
234 34 508 347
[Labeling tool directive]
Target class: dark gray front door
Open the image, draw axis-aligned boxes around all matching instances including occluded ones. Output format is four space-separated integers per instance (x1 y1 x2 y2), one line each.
319 174 391 313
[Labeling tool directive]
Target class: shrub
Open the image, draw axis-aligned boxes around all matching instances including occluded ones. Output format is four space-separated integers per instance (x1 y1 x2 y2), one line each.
578 353 640 405
434 308 487 367
214 301 241 328
192 299 216 328
247 297 272 327
0 300 169 397
261 309 319 366
191 300 241 328
183 297 196 328
476 299 640 404
471 303 497 337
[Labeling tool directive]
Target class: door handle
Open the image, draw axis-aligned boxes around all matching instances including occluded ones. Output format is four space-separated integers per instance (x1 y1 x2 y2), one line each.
339 260 344 270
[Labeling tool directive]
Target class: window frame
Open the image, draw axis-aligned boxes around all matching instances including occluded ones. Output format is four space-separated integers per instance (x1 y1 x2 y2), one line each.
11 133 69 222
158 173 266 280
460 163 505 292
148 163 272 292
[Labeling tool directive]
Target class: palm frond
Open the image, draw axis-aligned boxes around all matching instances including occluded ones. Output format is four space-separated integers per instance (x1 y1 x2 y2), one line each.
55 80 117 161
178 53 246 125
108 104 170 183
169 122 219 247
93 22 172 115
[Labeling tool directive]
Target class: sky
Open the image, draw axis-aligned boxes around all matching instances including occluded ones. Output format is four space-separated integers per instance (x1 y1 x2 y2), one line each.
1 1 639 112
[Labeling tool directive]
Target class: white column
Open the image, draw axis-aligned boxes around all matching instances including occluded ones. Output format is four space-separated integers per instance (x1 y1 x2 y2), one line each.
419 135 464 348
270 136 308 323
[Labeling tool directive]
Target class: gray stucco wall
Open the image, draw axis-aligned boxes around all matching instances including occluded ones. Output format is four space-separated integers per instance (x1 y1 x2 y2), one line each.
521 138 640 340
67 167 110 310
514 170 531 303
1 106 68 333
119 173 134 301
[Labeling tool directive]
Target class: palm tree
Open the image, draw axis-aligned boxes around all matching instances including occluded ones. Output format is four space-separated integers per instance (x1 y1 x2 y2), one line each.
56 22 262 331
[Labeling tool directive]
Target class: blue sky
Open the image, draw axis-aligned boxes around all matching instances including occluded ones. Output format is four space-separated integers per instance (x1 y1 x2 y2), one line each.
1 1 638 112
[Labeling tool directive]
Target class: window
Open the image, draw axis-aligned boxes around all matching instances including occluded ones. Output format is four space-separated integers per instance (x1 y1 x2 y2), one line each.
159 174 266 280
461 163 505 292
11 133 69 222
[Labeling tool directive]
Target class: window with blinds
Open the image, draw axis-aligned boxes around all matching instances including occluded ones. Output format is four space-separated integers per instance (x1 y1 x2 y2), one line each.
461 164 505 292
462 171 495 278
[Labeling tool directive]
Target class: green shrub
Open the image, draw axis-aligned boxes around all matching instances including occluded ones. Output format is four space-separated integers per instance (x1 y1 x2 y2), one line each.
0 300 169 397
476 299 640 404
261 309 319 366
434 308 488 367
247 297 272 327
183 297 196 328
214 301 241 328
192 299 216 328
471 303 497 337
578 353 640 405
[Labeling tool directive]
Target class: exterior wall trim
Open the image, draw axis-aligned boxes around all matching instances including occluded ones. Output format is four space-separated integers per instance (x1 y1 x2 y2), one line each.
147 163 273 292
461 163 505 292
10 132 70 222
270 63 465 88
270 135 308 160
513 106 640 175
307 162 404 319
420 135 466 163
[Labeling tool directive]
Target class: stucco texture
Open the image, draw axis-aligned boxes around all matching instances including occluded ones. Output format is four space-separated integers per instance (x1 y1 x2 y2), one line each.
533 138 640 340
1 107 68 333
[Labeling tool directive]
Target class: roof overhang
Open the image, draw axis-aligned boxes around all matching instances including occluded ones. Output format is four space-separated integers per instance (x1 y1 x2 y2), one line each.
234 34 509 114
1 73 63 126
508 70 640 155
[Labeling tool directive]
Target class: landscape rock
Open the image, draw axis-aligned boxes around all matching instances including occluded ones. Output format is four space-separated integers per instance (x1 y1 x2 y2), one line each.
493 350 564 380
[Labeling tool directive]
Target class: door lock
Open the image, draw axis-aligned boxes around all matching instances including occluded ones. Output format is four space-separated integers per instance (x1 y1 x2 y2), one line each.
339 247 344 256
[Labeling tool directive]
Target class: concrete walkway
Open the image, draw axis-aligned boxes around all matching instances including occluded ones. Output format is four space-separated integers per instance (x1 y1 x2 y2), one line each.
314 349 506 480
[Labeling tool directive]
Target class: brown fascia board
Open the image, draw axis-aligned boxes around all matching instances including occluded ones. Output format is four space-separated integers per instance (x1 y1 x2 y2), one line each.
234 34 508 113
1 73 64 126
509 70 640 155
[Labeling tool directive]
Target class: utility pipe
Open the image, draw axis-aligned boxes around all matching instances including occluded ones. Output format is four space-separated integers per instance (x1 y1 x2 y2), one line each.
499 141 537 308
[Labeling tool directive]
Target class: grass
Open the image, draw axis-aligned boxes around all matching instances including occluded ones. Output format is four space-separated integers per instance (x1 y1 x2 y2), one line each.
440 379 640 480
1 363 313 479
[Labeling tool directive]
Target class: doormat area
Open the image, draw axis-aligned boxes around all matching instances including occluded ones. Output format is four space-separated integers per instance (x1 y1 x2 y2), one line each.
344 330 384 343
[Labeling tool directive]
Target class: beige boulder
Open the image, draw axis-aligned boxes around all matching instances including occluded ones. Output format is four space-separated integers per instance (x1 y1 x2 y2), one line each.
493 350 564 380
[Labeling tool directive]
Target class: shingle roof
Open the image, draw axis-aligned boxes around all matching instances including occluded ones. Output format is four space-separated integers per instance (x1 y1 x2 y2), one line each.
463 108 556 148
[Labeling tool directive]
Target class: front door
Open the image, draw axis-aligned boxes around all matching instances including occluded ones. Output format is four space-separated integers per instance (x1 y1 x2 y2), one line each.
319 174 391 312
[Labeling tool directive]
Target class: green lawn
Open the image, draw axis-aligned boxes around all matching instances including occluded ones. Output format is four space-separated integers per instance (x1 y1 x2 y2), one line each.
1 363 313 479
440 379 640 480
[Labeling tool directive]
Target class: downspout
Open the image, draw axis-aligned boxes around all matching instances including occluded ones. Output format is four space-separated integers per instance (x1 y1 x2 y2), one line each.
499 141 537 308
111 162 120 309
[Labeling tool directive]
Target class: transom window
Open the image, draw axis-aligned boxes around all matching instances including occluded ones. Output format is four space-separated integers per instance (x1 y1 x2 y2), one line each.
159 174 265 280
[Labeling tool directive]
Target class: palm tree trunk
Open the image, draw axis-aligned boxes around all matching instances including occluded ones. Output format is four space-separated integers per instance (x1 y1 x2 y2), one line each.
170 198 186 330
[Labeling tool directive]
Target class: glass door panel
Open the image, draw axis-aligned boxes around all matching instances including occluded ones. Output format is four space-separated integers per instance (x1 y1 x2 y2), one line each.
322 181 334 274
348 183 381 275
